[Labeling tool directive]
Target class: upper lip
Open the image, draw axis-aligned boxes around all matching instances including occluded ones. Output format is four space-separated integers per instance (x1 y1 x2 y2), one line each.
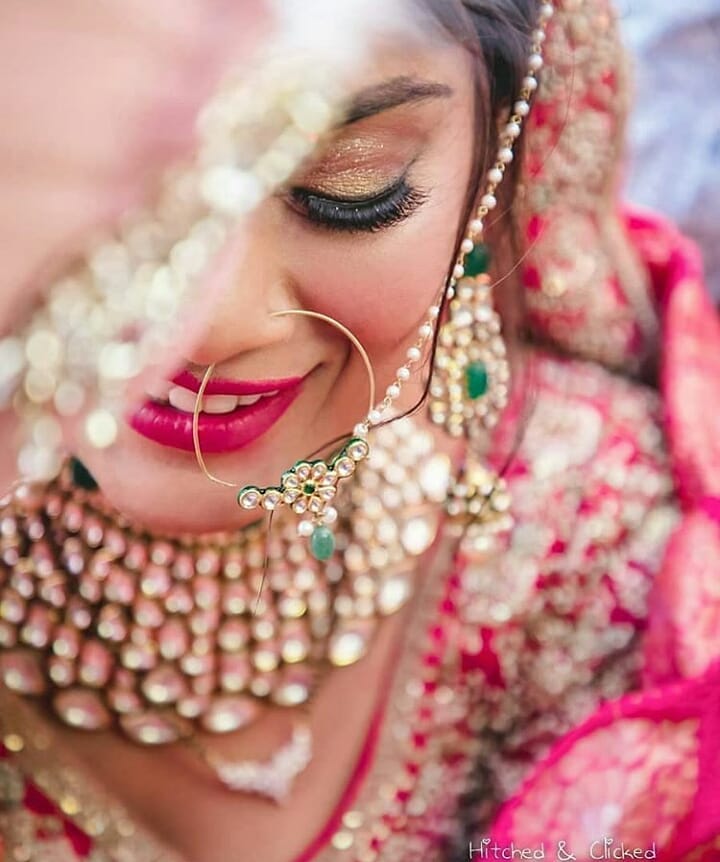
170 369 305 397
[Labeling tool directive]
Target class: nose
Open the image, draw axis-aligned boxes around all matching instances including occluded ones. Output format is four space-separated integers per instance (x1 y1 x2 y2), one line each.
181 212 296 369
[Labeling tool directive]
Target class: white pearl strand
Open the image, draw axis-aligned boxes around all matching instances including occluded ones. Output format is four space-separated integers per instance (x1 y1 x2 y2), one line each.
0 46 352 482
353 1 553 440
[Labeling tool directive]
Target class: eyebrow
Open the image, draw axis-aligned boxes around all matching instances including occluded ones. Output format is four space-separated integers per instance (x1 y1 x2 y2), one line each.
341 75 453 125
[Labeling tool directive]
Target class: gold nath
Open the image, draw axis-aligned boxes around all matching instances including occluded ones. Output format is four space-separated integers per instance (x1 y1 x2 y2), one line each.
191 309 377 563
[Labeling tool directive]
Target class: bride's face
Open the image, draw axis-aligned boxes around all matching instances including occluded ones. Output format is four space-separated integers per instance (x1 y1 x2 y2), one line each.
35 21 478 533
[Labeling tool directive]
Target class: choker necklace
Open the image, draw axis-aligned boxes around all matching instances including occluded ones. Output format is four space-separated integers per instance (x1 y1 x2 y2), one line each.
0 416 455 797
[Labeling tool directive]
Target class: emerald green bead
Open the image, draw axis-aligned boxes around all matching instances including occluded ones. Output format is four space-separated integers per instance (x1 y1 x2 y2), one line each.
464 243 491 277
303 482 316 495
70 458 98 491
310 526 335 561
465 361 489 400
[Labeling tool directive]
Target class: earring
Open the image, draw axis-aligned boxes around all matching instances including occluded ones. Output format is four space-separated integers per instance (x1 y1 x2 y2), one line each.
429 244 510 440
192 309 376 562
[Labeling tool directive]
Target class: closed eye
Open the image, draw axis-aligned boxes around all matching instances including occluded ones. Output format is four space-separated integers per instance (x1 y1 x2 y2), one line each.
286 175 428 234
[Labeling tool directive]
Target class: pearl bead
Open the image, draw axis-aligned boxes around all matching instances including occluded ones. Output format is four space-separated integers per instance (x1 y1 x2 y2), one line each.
353 423 368 437
539 3 554 21
528 54 544 71
288 91 332 135
487 168 503 185
368 409 383 425
322 506 338 526
407 346 421 361
481 194 497 210
85 409 118 449
397 367 411 381
200 166 264 217
446 286 456 300
386 384 400 399
514 101 530 117
418 324 433 339
523 76 538 92
428 305 440 319
461 239 474 254
297 521 314 537
469 219 484 235
533 29 547 43
505 122 521 139
453 264 465 280
498 148 514 164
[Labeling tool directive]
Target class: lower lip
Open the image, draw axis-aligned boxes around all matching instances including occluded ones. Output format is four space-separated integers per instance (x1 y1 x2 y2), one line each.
129 385 302 454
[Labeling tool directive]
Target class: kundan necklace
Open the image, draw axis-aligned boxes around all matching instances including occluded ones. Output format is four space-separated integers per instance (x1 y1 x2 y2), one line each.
0 416 455 799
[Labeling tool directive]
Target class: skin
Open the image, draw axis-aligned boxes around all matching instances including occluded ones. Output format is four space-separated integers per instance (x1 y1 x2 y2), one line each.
0 6 485 861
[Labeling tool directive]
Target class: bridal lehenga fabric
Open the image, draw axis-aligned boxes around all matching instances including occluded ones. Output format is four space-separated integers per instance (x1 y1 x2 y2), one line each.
1 0 720 860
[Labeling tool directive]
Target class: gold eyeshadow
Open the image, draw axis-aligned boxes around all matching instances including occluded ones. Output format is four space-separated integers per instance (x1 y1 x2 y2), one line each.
291 122 429 200
303 167 396 200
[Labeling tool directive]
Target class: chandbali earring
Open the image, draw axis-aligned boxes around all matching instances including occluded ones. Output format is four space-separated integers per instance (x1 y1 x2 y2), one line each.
429 244 509 441
192 309 377 562
429 5 553 441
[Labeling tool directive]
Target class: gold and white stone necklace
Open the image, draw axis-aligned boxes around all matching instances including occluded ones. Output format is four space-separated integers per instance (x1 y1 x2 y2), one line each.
0 416 457 799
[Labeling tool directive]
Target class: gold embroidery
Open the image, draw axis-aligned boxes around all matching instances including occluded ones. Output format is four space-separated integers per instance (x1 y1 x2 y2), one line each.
522 0 659 370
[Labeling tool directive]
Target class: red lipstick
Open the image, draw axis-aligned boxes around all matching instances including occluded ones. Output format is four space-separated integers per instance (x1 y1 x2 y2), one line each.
129 372 305 454
171 370 303 397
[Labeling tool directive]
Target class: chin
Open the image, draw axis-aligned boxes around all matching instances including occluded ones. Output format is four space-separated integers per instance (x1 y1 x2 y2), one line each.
102 475 251 535
71 429 284 536
67 386 352 535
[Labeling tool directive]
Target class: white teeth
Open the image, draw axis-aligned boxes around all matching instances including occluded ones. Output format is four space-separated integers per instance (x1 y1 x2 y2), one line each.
201 394 239 415
237 394 263 406
158 383 273 414
168 385 199 414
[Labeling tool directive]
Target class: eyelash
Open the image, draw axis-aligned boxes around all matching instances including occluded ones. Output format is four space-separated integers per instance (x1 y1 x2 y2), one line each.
287 176 428 234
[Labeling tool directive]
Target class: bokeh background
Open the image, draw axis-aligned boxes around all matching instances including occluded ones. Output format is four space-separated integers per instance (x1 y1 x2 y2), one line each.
619 0 720 301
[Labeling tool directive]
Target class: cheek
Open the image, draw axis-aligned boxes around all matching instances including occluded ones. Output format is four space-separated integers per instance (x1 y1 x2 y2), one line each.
283 199 462 359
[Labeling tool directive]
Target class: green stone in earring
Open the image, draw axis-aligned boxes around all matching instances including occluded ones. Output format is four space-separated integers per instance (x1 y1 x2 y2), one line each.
465 361 489 400
310 525 335 561
464 243 491 278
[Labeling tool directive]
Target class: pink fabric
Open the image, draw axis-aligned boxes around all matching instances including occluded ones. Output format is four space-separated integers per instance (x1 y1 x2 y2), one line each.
487 209 720 859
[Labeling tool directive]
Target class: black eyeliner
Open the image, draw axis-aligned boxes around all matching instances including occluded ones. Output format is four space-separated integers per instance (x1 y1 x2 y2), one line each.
287 175 428 234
